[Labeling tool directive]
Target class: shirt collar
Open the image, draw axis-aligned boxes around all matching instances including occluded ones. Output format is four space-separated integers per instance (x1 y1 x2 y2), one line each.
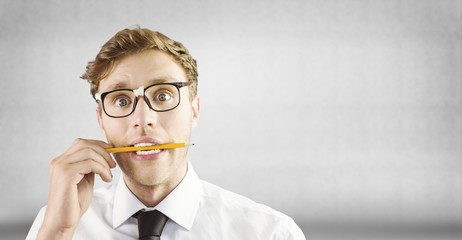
112 161 202 231
112 175 145 229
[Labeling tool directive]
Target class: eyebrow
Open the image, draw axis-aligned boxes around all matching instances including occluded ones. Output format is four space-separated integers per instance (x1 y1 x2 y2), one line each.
105 82 129 91
102 77 178 92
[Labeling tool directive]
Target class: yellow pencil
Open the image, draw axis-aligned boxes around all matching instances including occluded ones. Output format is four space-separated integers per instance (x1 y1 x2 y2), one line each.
106 142 189 153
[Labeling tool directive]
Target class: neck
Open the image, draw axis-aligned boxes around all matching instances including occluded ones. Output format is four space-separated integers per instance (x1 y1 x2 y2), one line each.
124 163 188 207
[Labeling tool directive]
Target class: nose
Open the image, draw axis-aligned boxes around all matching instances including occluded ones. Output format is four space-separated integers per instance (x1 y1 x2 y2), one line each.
130 97 157 128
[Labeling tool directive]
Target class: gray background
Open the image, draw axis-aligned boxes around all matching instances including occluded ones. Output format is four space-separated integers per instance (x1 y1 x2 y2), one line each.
1 0 461 239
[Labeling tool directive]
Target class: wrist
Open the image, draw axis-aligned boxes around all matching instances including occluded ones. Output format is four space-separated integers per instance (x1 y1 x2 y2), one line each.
37 224 75 240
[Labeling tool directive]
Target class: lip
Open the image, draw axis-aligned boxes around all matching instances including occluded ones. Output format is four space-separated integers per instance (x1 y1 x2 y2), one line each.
129 137 167 161
130 150 166 161
129 137 165 146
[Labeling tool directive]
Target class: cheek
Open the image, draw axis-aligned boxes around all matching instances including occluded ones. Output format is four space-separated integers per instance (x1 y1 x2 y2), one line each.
101 117 128 143
159 115 187 132
160 109 193 135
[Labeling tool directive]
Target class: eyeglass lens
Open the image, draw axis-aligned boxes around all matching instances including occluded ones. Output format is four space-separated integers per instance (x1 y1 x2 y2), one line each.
102 84 181 117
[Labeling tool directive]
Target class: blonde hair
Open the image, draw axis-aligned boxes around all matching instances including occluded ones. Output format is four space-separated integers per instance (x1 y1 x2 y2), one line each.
81 27 198 100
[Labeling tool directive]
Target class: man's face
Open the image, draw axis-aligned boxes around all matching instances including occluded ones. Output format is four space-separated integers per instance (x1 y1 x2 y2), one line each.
96 50 199 187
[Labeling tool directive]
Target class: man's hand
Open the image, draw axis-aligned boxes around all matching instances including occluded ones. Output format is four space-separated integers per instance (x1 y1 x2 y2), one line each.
37 139 116 239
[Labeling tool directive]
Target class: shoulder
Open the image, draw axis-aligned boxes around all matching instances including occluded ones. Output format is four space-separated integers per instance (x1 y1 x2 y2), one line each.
198 180 306 239
201 180 284 217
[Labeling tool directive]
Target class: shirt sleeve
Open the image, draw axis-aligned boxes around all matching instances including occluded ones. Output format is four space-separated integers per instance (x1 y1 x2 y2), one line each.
26 207 46 240
273 217 307 240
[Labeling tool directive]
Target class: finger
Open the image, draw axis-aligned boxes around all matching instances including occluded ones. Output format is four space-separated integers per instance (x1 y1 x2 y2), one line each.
87 140 117 168
53 147 113 180
67 149 113 177
70 159 113 183
78 140 116 168
65 139 116 168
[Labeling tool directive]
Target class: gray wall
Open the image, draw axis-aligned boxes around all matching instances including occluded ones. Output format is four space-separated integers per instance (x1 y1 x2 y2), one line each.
1 0 461 238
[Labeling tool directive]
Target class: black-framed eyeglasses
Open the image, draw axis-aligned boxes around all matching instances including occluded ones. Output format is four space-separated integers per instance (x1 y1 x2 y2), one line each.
95 82 191 118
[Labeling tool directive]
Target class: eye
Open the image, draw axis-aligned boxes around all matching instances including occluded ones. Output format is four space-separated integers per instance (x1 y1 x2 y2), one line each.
114 97 131 107
156 92 173 102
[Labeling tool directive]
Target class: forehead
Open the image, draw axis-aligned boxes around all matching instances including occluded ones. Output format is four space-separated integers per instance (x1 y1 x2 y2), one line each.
98 50 187 92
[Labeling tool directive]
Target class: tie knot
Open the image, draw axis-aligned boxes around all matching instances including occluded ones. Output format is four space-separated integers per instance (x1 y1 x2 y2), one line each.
137 210 169 240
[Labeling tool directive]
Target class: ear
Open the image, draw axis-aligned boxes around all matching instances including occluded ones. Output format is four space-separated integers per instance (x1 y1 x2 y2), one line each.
191 95 200 128
96 108 105 132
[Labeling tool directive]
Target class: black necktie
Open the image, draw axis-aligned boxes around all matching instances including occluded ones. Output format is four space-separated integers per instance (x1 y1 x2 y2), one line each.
136 210 169 240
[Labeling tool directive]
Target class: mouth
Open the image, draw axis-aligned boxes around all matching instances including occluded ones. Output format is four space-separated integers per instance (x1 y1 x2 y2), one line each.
132 143 163 155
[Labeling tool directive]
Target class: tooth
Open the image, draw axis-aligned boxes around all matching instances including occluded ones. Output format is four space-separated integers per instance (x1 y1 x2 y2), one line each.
134 143 154 147
136 149 161 155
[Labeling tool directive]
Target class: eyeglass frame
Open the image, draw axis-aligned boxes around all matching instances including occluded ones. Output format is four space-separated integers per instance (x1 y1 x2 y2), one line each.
95 81 191 118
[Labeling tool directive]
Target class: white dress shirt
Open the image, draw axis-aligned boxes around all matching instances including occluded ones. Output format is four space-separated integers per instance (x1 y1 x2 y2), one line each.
27 162 306 239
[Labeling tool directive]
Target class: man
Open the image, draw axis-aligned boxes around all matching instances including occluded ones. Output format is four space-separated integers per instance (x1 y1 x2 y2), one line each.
27 26 306 239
